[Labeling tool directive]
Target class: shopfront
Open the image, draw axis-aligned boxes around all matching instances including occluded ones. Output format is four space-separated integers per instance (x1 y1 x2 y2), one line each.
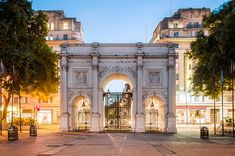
37 110 52 124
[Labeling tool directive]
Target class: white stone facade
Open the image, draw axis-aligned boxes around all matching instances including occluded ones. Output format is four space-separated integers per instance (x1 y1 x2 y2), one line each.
60 43 177 133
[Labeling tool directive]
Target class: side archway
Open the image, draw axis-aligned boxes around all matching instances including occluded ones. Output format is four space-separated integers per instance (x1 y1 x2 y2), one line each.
71 95 91 131
144 94 166 132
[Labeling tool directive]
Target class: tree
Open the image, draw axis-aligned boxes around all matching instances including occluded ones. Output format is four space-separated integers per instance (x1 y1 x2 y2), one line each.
187 0 235 98
0 0 59 121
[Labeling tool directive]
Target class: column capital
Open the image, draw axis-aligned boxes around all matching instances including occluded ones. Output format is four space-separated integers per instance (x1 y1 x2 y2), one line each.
137 64 143 69
166 112 176 118
136 53 144 57
61 63 68 71
91 52 100 57
61 112 70 116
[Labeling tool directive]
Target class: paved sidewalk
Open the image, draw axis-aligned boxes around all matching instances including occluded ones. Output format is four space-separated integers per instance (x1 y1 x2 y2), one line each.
0 125 235 156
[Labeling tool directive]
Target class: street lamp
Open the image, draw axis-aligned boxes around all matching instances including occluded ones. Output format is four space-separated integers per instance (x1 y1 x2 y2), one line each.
230 61 235 137
81 97 87 130
156 109 159 131
82 97 85 107
149 97 154 130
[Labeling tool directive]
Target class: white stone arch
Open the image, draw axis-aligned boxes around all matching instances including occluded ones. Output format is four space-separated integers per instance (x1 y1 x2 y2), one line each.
98 69 137 131
70 93 92 131
143 92 167 132
98 66 137 89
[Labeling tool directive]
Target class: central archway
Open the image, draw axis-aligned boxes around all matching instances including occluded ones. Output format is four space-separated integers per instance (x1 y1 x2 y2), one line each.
99 73 136 131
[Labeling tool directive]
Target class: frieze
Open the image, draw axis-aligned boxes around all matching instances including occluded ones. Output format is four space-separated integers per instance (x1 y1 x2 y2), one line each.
142 90 168 104
98 65 137 82
68 89 92 102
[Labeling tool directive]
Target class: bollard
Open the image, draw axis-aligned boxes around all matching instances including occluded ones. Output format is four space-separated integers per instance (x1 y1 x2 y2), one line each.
8 125 18 141
29 125 37 137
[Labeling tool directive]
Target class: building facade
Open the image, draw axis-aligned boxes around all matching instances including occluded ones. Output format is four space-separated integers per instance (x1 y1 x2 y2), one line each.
4 10 84 125
60 43 177 133
44 10 84 52
151 8 234 125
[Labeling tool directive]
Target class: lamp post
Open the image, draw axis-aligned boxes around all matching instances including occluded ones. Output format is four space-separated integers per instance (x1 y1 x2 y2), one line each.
149 97 154 130
212 69 216 135
220 69 224 136
230 61 235 137
81 97 87 130
156 109 159 131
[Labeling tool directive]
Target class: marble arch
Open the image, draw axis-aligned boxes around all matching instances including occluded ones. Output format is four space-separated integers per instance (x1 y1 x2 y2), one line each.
60 42 177 133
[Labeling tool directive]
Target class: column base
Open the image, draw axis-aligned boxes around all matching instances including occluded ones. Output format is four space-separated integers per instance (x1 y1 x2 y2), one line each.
134 113 145 132
166 112 177 133
90 113 100 132
60 112 70 132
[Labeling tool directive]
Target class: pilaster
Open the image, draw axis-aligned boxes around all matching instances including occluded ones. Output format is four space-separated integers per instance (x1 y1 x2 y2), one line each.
135 43 145 132
60 47 70 131
166 43 177 133
90 42 100 131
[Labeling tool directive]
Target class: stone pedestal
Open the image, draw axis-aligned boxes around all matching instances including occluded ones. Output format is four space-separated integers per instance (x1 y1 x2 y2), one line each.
135 113 145 132
60 113 70 132
166 113 177 133
90 113 100 132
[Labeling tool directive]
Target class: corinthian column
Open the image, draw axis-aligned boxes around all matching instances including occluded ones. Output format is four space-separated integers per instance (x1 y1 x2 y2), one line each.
135 42 145 132
60 47 70 132
90 42 100 132
166 43 177 133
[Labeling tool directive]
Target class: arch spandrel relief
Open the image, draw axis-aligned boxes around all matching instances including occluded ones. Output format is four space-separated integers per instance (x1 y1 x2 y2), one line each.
98 65 137 87
68 89 93 104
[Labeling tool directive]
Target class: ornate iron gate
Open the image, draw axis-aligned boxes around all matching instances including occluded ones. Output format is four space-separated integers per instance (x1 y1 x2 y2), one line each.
104 92 132 130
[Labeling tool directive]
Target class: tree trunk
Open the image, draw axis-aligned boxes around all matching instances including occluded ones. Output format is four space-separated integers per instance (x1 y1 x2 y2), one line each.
2 92 10 121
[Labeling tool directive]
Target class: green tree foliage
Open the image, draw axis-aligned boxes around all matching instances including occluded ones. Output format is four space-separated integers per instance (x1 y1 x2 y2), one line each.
187 0 235 98
0 0 59 120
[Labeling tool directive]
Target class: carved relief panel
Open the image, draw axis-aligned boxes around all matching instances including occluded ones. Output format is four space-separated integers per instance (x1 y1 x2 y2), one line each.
149 72 160 84
143 68 164 87
70 68 91 88
76 72 87 84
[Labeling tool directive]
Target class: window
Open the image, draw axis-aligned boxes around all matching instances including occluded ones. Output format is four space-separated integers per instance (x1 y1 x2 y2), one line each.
190 96 193 102
193 22 200 28
49 34 53 40
13 97 19 103
21 97 28 104
63 21 69 30
45 36 49 40
63 34 68 40
187 22 192 28
176 95 179 102
202 96 205 102
173 22 178 28
43 99 48 103
50 97 53 103
227 96 232 102
39 98 48 103
50 23 54 30
174 32 179 38
176 74 179 80
176 84 179 91
195 96 200 102
175 44 179 48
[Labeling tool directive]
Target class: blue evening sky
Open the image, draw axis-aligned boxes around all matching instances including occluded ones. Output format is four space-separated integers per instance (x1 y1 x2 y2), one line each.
32 0 226 43
32 0 227 92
